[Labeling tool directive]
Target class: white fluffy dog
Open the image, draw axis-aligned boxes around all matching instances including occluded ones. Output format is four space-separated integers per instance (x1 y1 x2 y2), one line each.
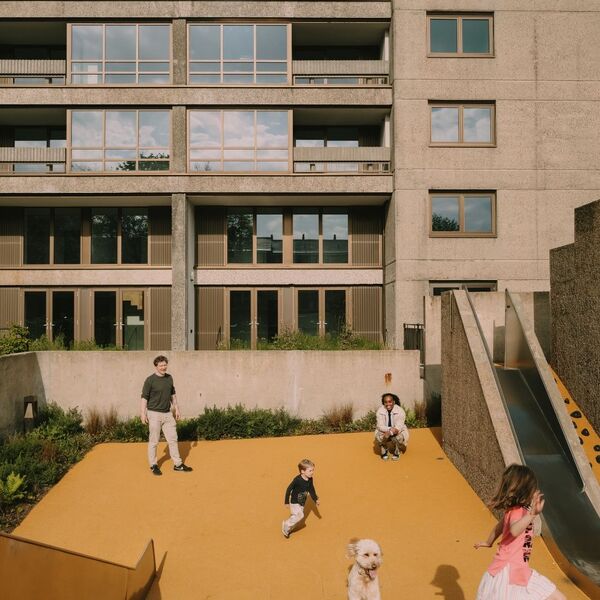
346 538 383 600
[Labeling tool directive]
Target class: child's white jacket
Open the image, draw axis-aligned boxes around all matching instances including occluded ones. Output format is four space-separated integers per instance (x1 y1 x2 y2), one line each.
375 404 409 438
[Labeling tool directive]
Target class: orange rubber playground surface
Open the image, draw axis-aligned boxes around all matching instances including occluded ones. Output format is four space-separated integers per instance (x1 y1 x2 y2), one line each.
15 429 589 599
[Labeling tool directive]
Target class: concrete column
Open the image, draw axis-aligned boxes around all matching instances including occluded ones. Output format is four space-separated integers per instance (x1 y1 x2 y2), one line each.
171 105 187 173
171 193 194 350
172 19 187 86
383 195 398 348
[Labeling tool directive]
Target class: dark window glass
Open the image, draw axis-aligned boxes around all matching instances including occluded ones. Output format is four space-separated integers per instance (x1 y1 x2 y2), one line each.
325 290 346 336
257 290 278 343
323 214 348 263
430 19 458 53
52 291 74 347
227 211 253 263
122 290 144 350
54 208 81 264
229 290 251 349
256 213 283 263
293 213 319 263
94 291 116 347
462 19 490 53
25 208 50 264
298 290 319 335
91 208 118 263
121 208 148 264
25 292 46 339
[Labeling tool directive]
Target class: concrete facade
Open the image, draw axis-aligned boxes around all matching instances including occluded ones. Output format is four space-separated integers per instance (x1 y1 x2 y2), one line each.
550 199 600 433
0 349 422 434
0 0 599 356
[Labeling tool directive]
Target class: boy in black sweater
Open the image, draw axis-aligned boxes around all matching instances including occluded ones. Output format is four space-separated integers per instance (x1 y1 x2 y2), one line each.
282 458 319 538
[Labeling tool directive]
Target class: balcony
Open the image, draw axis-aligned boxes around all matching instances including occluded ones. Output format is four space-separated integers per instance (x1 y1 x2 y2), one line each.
0 21 66 85
0 146 66 172
293 147 390 173
292 22 389 86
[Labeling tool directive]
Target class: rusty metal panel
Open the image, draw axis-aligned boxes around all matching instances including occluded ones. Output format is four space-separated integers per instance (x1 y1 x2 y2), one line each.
351 286 382 343
195 287 224 350
0 207 23 266
150 287 171 350
149 206 172 266
0 288 20 335
350 208 381 266
196 207 225 267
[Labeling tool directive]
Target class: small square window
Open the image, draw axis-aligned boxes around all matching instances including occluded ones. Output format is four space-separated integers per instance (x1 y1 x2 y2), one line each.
428 14 493 57
430 103 495 146
430 192 496 237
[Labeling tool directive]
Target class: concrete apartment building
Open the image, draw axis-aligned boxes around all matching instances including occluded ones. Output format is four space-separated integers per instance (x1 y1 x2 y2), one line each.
0 1 597 352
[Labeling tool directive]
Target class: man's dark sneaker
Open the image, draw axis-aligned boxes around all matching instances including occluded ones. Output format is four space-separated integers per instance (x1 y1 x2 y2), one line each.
380 452 389 461
174 463 193 472
150 464 162 476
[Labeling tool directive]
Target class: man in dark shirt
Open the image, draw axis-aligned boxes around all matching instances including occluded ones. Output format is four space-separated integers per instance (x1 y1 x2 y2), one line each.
141 355 192 476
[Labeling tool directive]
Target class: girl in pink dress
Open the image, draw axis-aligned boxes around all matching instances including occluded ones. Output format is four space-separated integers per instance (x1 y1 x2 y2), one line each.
474 464 566 600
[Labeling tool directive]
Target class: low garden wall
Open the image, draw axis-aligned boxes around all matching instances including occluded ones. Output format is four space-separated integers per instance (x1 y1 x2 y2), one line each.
1 350 422 435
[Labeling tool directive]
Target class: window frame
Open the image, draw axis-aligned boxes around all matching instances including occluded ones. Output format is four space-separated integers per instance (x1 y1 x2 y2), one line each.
68 109 172 173
427 13 494 58
429 281 498 296
429 191 497 238
188 109 292 174
187 22 291 86
429 102 496 147
68 23 172 85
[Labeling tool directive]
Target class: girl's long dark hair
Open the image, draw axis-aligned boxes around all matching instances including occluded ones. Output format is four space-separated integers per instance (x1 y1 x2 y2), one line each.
490 464 538 511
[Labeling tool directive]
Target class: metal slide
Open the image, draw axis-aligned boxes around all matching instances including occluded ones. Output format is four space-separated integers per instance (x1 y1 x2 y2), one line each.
466 290 600 592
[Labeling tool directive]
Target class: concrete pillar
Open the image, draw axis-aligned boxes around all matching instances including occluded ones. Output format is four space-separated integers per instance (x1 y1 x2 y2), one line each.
383 196 398 348
171 193 194 350
172 19 187 85
171 105 187 174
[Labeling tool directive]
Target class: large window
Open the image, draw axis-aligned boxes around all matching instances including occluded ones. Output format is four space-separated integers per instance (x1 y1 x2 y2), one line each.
227 209 283 264
430 103 495 146
71 110 170 172
430 192 496 237
188 24 288 84
70 24 171 84
91 208 148 264
189 110 289 172
428 14 493 56
24 208 81 265
11 127 66 173
293 211 348 264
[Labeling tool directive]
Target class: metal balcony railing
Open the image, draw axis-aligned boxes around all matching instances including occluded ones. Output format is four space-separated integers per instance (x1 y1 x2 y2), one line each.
293 146 391 173
292 60 389 85
0 147 66 172
0 59 66 84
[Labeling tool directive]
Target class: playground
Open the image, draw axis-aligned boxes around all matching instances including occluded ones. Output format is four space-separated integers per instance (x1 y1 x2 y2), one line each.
13 429 587 599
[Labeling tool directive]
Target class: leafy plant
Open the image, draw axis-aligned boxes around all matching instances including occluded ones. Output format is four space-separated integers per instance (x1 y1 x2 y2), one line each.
323 403 354 430
0 472 27 508
0 324 30 356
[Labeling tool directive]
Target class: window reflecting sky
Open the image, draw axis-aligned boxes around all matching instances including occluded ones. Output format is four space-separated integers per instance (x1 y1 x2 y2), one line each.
257 112 288 148
432 196 459 222
464 196 492 232
323 214 348 240
189 25 220 60
430 19 457 53
190 111 222 147
224 112 255 147
257 213 283 239
106 111 136 147
139 25 170 60
72 25 102 60
139 111 170 147
462 20 489 53
72 111 103 147
223 25 253 60
431 107 459 142
463 108 491 142
293 214 318 240
106 25 136 60
256 26 287 60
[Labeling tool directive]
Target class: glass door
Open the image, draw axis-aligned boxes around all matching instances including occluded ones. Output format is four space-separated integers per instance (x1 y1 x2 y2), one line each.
24 291 47 340
297 289 319 335
229 290 251 349
297 288 347 337
122 290 145 350
324 289 346 337
256 290 279 346
52 291 75 346
94 290 117 347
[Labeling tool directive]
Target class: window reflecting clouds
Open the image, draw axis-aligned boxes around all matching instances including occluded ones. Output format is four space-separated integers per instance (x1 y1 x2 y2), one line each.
429 15 492 55
323 214 348 263
431 107 459 143
71 110 170 172
189 110 288 172
189 24 288 84
431 193 494 235
463 108 492 142
431 104 494 144
431 196 460 231
293 213 319 263
257 213 283 263
71 24 170 84
464 196 493 232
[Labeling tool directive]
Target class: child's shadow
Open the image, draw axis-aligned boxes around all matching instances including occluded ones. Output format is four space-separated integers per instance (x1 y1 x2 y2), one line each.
292 497 322 532
430 565 465 600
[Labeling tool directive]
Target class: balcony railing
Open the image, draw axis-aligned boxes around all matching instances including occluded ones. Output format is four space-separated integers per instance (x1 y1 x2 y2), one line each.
0 147 66 172
293 146 391 173
0 59 66 84
293 60 389 85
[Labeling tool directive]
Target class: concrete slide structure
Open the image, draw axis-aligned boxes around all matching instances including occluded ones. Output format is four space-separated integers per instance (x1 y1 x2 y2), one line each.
464 290 600 598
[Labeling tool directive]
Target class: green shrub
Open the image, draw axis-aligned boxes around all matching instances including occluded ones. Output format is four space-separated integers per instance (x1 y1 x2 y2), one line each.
71 340 121 351
257 328 383 351
0 324 30 356
0 472 27 508
34 404 84 441
110 417 148 442
176 418 199 441
352 410 377 431
29 335 67 351
404 401 428 429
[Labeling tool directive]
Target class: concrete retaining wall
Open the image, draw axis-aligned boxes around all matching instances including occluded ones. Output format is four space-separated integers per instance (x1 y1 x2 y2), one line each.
441 292 520 504
0 350 422 434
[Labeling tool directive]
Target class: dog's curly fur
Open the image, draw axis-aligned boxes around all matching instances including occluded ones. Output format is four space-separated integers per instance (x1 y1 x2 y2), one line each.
346 538 383 600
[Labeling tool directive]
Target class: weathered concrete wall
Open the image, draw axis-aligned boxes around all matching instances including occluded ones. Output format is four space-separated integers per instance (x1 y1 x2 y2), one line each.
441 292 520 503
0 350 421 427
0 352 46 436
550 199 600 433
